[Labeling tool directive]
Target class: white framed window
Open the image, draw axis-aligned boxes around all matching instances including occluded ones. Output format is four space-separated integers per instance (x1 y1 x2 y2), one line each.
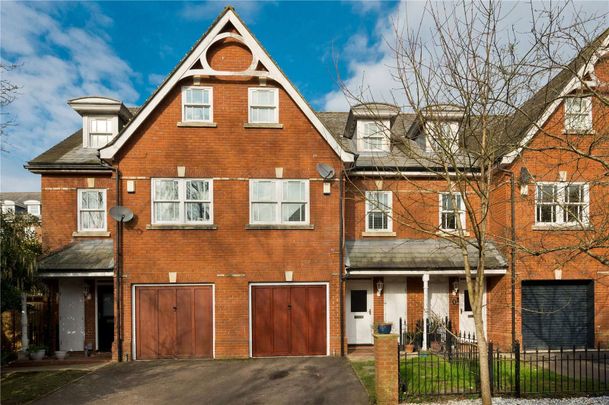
250 179 309 224
78 189 107 232
365 191 392 232
182 86 213 122
357 120 390 153
426 121 460 154
2 201 15 214
535 182 589 225
27 204 40 217
565 97 592 133
89 118 113 148
152 178 213 224
439 193 466 231
248 88 278 124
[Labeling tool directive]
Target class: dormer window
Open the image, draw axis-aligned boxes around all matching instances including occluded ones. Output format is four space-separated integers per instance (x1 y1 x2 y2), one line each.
357 120 390 153
182 86 213 122
426 121 460 154
24 200 41 217
249 88 278 124
565 97 592 133
2 201 15 214
89 118 114 148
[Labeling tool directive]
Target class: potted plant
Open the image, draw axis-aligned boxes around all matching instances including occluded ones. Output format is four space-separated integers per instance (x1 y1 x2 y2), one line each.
28 345 47 361
55 350 68 360
404 332 416 353
376 321 393 334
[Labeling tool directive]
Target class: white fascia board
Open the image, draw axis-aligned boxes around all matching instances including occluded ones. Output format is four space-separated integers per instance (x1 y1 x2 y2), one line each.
501 42 609 166
38 271 114 278
347 269 507 276
100 10 353 163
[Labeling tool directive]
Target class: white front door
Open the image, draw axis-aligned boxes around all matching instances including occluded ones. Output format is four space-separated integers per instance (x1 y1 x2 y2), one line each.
59 278 85 351
347 280 373 344
459 279 486 338
384 278 406 334
429 278 449 322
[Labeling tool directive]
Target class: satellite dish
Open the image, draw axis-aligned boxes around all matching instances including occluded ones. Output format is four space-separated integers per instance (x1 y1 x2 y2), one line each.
109 206 134 223
316 163 336 180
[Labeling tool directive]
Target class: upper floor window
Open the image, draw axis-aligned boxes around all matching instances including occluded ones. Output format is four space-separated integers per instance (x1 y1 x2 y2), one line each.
2 201 15 214
248 88 278 124
250 179 309 224
564 97 592 133
89 118 113 148
426 121 460 154
439 192 465 231
365 191 392 232
152 178 213 224
78 189 106 232
182 87 213 122
536 182 589 225
27 204 40 217
357 120 390 153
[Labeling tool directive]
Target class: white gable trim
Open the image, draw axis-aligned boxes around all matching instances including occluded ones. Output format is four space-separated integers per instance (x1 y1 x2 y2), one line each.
501 39 609 165
100 9 353 162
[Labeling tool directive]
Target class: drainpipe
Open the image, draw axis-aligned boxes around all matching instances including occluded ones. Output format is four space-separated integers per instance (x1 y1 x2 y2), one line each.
499 168 517 348
339 169 345 356
101 158 123 362
422 274 430 351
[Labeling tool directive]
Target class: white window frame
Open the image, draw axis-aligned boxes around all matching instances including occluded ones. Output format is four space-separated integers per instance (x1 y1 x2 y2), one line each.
564 97 592 133
249 179 309 225
248 88 279 124
2 201 15 214
365 191 393 232
535 182 589 226
77 189 107 232
426 121 460 154
439 192 466 232
181 86 213 123
26 203 40 217
357 120 390 153
88 116 114 148
151 178 214 225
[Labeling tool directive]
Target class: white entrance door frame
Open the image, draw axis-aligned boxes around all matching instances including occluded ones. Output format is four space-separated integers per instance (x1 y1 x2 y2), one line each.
459 278 487 338
383 277 407 334
59 278 85 352
346 279 374 345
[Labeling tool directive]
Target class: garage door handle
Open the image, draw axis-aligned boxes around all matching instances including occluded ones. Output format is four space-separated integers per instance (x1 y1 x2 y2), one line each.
173 306 177 311
287 304 292 310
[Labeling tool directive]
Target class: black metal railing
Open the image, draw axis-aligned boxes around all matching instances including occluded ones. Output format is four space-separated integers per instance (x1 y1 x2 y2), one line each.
399 340 609 400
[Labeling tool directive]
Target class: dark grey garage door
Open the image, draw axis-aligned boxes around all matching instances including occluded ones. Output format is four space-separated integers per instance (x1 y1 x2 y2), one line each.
522 280 594 349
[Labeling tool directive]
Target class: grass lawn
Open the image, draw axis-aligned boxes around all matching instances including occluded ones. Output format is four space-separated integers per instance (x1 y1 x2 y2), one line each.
350 360 376 404
1 370 88 404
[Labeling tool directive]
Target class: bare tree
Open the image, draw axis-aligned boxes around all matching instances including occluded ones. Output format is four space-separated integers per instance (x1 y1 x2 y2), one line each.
339 1 606 403
1 62 21 153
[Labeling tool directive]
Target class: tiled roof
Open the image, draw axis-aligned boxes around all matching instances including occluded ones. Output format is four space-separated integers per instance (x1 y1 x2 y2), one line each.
345 238 507 270
0 192 41 208
38 239 114 271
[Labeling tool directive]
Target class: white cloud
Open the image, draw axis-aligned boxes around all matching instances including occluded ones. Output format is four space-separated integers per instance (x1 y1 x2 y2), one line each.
0 2 139 192
322 1 609 112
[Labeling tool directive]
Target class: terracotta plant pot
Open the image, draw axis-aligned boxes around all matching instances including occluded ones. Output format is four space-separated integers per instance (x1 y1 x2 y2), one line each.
405 344 415 353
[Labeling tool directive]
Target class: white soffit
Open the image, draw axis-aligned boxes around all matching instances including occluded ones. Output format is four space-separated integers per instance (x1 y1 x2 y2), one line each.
100 8 353 162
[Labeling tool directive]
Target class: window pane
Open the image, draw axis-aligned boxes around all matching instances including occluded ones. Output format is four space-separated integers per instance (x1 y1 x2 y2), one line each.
283 181 305 201
537 185 556 203
81 191 104 209
91 119 112 134
186 180 209 201
186 88 208 104
351 290 367 312
537 205 554 223
566 185 582 203
185 106 210 121
155 180 179 200
81 211 104 230
442 212 456 230
252 89 275 106
186 202 210 222
253 181 275 201
282 203 305 222
564 205 582 223
90 134 112 148
368 211 387 230
154 202 179 222
252 203 276 222
250 107 275 123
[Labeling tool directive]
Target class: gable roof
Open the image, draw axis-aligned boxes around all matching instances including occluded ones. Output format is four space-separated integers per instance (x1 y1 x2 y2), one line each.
0 192 41 208
99 7 353 162
501 28 609 165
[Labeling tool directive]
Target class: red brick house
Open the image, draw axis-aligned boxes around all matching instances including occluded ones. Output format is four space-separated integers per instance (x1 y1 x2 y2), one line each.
27 8 608 359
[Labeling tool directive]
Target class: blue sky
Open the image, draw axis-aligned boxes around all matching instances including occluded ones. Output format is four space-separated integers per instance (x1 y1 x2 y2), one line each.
1 1 607 191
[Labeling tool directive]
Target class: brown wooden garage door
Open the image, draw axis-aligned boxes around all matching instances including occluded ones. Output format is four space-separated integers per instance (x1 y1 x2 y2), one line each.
136 285 212 359
252 285 326 357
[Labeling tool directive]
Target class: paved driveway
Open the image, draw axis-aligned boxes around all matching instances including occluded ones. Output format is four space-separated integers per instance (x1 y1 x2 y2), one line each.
35 357 369 405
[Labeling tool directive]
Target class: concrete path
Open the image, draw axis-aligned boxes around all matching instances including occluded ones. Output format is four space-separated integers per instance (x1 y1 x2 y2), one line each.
34 357 369 405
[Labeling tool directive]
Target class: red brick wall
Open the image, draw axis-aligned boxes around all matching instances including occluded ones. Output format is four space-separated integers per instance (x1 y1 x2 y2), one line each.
374 333 399 405
112 41 344 359
406 277 423 332
84 280 96 349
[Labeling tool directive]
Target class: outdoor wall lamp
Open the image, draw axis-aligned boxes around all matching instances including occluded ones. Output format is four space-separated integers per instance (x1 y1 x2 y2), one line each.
376 280 384 296
519 167 533 196
83 285 92 301
452 281 459 296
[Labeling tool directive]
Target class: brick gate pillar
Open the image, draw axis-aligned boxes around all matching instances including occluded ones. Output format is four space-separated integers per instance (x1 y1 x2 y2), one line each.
374 333 399 405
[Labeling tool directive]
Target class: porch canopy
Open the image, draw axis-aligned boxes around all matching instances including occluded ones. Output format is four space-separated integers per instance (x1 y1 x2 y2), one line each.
38 239 114 277
345 238 507 275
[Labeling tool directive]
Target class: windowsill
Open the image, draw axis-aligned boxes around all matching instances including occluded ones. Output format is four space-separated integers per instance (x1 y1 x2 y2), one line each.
243 123 284 129
361 231 396 237
532 223 592 231
146 224 218 230
73 231 111 237
562 129 595 135
177 121 217 128
437 230 470 237
245 224 314 230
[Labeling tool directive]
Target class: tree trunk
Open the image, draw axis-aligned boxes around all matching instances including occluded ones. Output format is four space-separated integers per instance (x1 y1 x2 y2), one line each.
20 293 29 351
474 306 492 405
